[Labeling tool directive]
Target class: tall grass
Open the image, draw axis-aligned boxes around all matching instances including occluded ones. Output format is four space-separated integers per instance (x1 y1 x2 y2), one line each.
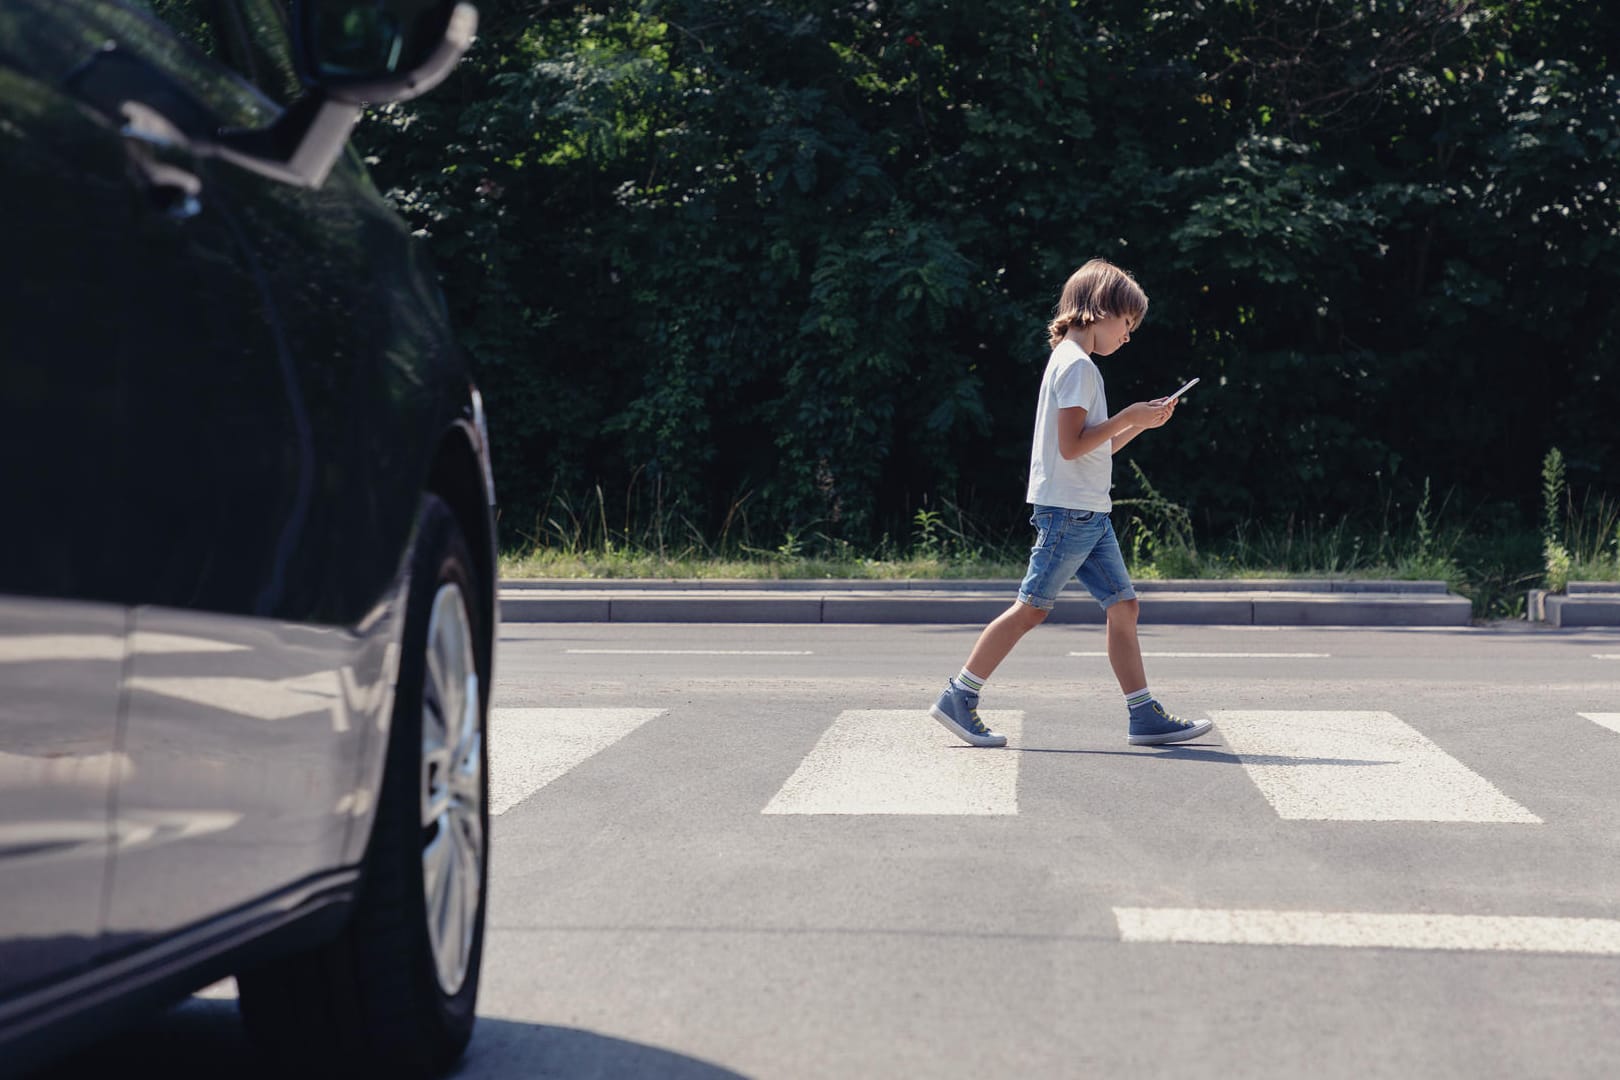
500 481 1030 580
1540 447 1620 591
1206 479 1462 585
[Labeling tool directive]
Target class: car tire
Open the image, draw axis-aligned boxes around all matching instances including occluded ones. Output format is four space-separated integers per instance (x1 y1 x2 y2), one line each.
237 494 490 1079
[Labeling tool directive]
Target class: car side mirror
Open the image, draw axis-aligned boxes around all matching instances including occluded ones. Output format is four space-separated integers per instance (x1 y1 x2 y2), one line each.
213 0 476 187
294 0 478 104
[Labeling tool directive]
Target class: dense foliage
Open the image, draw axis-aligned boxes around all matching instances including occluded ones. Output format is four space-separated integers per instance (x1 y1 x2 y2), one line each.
356 0 1620 549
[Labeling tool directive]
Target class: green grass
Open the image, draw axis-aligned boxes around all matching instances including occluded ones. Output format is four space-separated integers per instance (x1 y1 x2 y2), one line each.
497 468 1620 620
1538 447 1620 593
499 546 1028 581
498 536 1548 620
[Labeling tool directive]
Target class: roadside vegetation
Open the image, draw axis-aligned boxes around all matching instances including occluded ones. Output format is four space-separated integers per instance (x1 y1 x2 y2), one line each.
369 1 1618 588
1539 447 1620 594
499 454 1620 620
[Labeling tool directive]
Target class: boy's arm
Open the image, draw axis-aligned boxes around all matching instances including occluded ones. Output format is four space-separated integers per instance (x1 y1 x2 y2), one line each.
1111 425 1147 454
1059 401 1173 460
1111 396 1179 453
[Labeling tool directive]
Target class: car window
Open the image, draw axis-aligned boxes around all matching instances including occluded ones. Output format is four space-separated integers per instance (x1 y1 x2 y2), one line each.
140 0 219 58
0 0 268 128
217 0 302 105
144 0 302 106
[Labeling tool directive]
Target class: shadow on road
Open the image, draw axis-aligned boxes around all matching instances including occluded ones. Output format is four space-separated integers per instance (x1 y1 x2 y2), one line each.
29 992 752 1079
1010 744 1395 767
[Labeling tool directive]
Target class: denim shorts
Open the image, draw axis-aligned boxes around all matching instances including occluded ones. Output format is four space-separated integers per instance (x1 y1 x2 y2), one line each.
1017 505 1138 611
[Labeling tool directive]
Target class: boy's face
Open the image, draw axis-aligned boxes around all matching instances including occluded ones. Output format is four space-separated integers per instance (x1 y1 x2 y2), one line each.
1090 313 1136 356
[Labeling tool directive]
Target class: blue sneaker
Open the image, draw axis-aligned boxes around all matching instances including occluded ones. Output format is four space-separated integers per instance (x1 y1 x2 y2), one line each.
930 683 1007 747
1127 699 1212 745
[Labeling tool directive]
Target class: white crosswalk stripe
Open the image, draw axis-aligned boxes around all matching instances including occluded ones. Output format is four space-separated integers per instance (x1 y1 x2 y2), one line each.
762 709 1024 815
489 707 663 816
1113 907 1620 955
564 649 813 655
1579 712 1620 735
1209 710 1541 823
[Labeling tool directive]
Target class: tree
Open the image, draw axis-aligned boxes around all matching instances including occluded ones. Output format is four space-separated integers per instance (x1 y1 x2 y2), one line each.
358 0 1620 548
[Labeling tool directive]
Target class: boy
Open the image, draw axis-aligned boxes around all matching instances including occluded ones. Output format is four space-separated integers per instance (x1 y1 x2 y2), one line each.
930 259 1213 748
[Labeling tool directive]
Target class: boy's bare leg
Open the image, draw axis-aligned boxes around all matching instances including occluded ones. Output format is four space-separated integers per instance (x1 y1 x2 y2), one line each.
963 600 1049 679
1104 598 1148 692
1108 596 1212 744
932 601 1045 748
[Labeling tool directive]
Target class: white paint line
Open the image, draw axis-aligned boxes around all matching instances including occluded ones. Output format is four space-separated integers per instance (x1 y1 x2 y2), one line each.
193 978 239 1000
1210 710 1541 823
563 649 813 655
1069 651 1329 658
490 708 663 816
1579 713 1620 736
1113 907 1620 955
763 709 1023 815
1595 654 1620 660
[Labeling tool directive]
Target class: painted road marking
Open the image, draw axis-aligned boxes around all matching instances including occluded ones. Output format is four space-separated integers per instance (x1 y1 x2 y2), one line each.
1114 907 1620 955
1595 654 1620 660
564 649 813 655
1580 713 1620 736
194 978 239 1000
489 708 663 816
1210 710 1541 823
763 709 1023 816
1069 651 1329 658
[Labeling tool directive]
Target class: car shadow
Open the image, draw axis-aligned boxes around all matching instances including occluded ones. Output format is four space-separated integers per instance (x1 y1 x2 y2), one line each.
29 993 752 1079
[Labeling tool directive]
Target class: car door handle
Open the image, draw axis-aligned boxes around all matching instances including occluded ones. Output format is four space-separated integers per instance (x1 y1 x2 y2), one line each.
135 158 203 220
121 103 202 220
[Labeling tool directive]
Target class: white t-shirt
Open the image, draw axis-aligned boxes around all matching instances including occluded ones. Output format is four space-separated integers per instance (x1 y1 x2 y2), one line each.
1025 338 1113 511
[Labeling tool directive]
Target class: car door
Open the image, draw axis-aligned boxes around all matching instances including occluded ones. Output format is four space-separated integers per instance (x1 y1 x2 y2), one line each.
0 8 170 1007
8 0 374 944
0 601 125 1006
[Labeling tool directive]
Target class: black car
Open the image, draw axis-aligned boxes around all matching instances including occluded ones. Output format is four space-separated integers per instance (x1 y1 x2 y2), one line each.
0 1 495 1076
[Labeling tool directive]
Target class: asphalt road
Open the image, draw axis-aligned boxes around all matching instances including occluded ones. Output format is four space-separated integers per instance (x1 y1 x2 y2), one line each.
38 621 1620 1079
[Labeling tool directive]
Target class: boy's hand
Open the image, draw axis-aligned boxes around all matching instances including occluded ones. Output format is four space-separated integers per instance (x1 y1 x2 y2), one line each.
1126 398 1176 429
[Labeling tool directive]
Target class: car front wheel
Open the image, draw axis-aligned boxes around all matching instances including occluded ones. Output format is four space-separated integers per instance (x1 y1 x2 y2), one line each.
238 494 490 1078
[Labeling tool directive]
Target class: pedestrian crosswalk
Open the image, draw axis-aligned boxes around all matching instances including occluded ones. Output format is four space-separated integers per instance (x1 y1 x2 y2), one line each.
1580 712 1620 736
488 706 1604 822
1211 709 1541 823
762 710 1024 815
489 707 663 816
485 704 1615 959
1112 907 1620 955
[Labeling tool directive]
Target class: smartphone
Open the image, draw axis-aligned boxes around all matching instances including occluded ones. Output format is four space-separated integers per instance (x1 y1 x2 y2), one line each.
1166 377 1200 402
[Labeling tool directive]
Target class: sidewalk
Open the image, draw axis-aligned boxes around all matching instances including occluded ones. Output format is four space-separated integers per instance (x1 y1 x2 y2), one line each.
497 578 1475 626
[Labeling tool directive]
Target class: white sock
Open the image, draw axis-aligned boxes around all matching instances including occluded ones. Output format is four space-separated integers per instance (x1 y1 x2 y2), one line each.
1124 687 1152 710
952 668 987 694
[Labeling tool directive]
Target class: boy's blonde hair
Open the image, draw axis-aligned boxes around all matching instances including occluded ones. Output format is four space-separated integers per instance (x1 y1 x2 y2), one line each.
1046 258 1149 348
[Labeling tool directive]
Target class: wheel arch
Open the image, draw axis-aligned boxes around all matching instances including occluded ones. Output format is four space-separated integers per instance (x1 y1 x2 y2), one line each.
425 419 497 689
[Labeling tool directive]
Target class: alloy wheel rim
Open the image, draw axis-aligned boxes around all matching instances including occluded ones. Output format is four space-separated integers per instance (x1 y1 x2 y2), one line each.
419 581 484 996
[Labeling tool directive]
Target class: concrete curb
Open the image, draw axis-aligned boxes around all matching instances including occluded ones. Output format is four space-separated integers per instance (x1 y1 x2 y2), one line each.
498 578 1475 627
1527 582 1620 627
498 577 1454 594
